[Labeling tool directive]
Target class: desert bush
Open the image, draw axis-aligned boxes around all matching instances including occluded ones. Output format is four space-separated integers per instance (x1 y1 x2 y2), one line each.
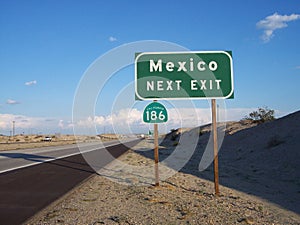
173 141 179 146
267 135 284 148
198 130 204 136
171 134 178 141
243 106 275 123
170 129 180 141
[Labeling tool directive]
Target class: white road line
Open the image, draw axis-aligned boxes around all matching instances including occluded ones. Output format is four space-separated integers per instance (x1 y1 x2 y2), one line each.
0 139 138 174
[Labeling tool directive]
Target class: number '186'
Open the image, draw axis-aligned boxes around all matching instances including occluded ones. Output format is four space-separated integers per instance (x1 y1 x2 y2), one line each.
145 110 165 121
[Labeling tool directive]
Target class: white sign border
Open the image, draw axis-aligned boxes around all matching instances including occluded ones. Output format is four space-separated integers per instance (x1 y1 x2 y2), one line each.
135 51 234 100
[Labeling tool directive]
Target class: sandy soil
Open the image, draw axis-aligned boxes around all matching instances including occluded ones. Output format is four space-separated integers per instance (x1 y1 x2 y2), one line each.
26 111 300 224
0 134 117 151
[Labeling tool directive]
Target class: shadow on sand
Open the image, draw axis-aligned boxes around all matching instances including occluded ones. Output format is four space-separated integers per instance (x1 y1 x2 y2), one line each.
137 126 300 215
0 153 54 163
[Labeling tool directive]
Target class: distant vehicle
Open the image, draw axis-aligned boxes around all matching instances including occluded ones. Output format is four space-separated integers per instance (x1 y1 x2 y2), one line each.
43 136 52 141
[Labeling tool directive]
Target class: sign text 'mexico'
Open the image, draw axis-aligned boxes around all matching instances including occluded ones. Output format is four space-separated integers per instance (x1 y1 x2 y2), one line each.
149 58 218 72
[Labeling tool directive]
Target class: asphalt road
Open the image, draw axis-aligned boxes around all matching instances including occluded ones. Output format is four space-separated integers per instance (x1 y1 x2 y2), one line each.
0 139 141 225
0 140 138 173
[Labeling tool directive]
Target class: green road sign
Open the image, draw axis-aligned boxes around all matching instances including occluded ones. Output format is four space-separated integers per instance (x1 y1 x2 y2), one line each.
143 102 168 123
135 51 233 100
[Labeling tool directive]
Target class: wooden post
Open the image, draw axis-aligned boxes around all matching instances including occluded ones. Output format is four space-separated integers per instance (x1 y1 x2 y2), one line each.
154 123 159 186
211 99 220 196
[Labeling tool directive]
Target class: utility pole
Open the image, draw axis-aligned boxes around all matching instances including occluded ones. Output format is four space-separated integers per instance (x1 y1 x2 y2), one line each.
12 121 15 137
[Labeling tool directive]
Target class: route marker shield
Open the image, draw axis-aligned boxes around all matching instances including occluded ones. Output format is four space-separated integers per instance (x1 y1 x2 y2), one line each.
143 102 168 123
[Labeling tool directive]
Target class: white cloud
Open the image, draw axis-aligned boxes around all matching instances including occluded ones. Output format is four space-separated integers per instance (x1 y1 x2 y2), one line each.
25 80 37 86
109 36 117 42
74 107 256 134
58 119 74 129
94 115 105 125
0 108 280 135
0 114 73 135
81 109 141 127
58 119 64 129
256 13 300 42
0 114 42 131
77 116 95 127
6 99 20 105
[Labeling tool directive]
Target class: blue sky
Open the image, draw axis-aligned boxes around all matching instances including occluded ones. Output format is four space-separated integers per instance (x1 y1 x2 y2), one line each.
0 0 300 135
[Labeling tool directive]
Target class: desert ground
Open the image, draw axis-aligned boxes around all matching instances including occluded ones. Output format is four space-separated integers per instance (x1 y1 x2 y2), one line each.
25 111 300 224
0 134 120 151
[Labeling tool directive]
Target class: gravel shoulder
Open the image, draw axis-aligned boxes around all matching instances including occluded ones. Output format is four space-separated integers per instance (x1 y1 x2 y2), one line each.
26 139 300 225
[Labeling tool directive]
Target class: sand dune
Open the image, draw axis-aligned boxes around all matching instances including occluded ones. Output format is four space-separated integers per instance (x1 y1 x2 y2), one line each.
173 110 300 214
